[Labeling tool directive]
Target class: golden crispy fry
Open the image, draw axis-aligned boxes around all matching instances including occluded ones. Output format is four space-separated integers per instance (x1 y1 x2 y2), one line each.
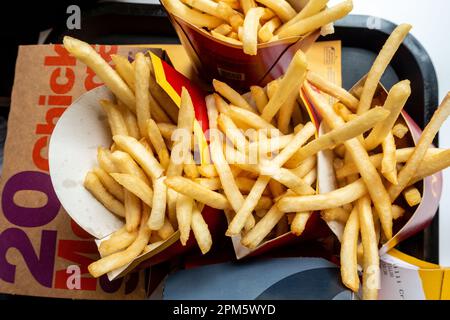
278 0 353 39
261 50 307 122
358 196 380 300
408 149 450 185
336 147 443 179
287 107 389 166
340 206 360 292
306 71 359 110
276 0 329 35
381 132 398 185
84 172 125 217
176 193 194 245
157 217 176 240
213 80 253 112
88 205 151 278
183 153 200 178
364 80 411 150
213 23 233 35
260 166 315 195
240 0 255 14
277 90 297 134
392 204 405 219
191 204 213 254
97 147 119 173
198 163 219 177
277 178 366 212
161 0 223 28
116 101 141 139
247 134 293 156
92 167 124 202
250 86 268 114
241 204 285 249
290 212 311 236
228 105 279 134
98 227 138 257
142 241 165 254
304 82 393 239
113 135 164 180
389 93 450 201
148 177 167 230
124 190 141 232
63 36 135 110
134 52 152 138
392 123 409 139
254 0 296 22
147 119 170 169
229 13 244 31
183 0 233 20
357 24 412 114
321 207 350 223
268 180 285 198
258 17 281 43
100 100 129 136
403 187 421 207
291 155 317 176
110 173 154 207
111 150 150 185
211 30 243 45
111 54 135 92
166 176 230 209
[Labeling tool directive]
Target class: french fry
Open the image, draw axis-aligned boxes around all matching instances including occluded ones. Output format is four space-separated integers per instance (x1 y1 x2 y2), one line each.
110 173 154 207
229 13 244 30
84 172 125 217
63 36 135 111
358 196 380 300
388 93 450 201
340 206 359 292
211 30 243 45
113 135 164 180
97 147 119 173
166 176 230 209
286 107 390 166
357 24 412 114
161 0 223 28
213 23 233 35
250 86 268 114
261 50 307 122
276 0 329 35
260 166 315 195
92 167 124 202
242 7 266 55
88 205 151 278
306 71 359 110
111 54 135 91
403 187 421 207
254 0 296 22
176 193 194 245
304 82 393 239
218 113 249 153
100 100 129 136
241 204 285 249
290 212 311 236
364 80 411 150
98 227 138 257
228 105 280 134
240 0 255 14
226 123 315 235
124 190 141 232
228 31 239 40
183 0 233 20
157 217 176 240
381 132 398 184
147 119 170 169
198 163 219 177
191 203 213 254
148 177 167 230
321 207 350 223
291 155 317 176
134 52 152 138
392 123 409 139
392 204 405 220
111 150 150 185
277 0 353 39
117 101 141 139
336 147 443 179
277 90 298 134
143 241 165 254
247 133 293 156
258 17 282 43
277 178 366 212
183 152 200 178
408 149 450 185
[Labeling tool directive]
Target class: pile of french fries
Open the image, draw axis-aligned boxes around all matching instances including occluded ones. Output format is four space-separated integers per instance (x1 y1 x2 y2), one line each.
63 22 450 299
161 0 353 55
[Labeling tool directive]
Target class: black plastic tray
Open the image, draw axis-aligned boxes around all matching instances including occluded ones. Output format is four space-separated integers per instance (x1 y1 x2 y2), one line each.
46 4 440 262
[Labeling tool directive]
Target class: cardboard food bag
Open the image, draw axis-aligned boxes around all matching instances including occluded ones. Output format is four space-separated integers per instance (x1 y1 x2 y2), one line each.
160 0 323 90
0 44 154 299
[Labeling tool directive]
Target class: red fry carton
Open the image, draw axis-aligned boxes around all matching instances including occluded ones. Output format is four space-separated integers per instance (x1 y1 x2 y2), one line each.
160 0 323 90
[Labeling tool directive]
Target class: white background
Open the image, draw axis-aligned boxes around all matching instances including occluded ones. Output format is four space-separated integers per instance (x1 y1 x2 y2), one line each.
129 0 450 264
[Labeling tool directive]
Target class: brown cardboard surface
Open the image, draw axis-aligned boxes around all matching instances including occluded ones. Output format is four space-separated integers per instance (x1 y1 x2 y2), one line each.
0 44 154 299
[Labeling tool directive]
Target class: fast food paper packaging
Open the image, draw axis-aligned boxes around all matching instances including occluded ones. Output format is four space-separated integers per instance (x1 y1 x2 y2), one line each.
0 44 152 299
160 0 324 90
224 41 343 260
302 77 446 299
49 52 225 281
